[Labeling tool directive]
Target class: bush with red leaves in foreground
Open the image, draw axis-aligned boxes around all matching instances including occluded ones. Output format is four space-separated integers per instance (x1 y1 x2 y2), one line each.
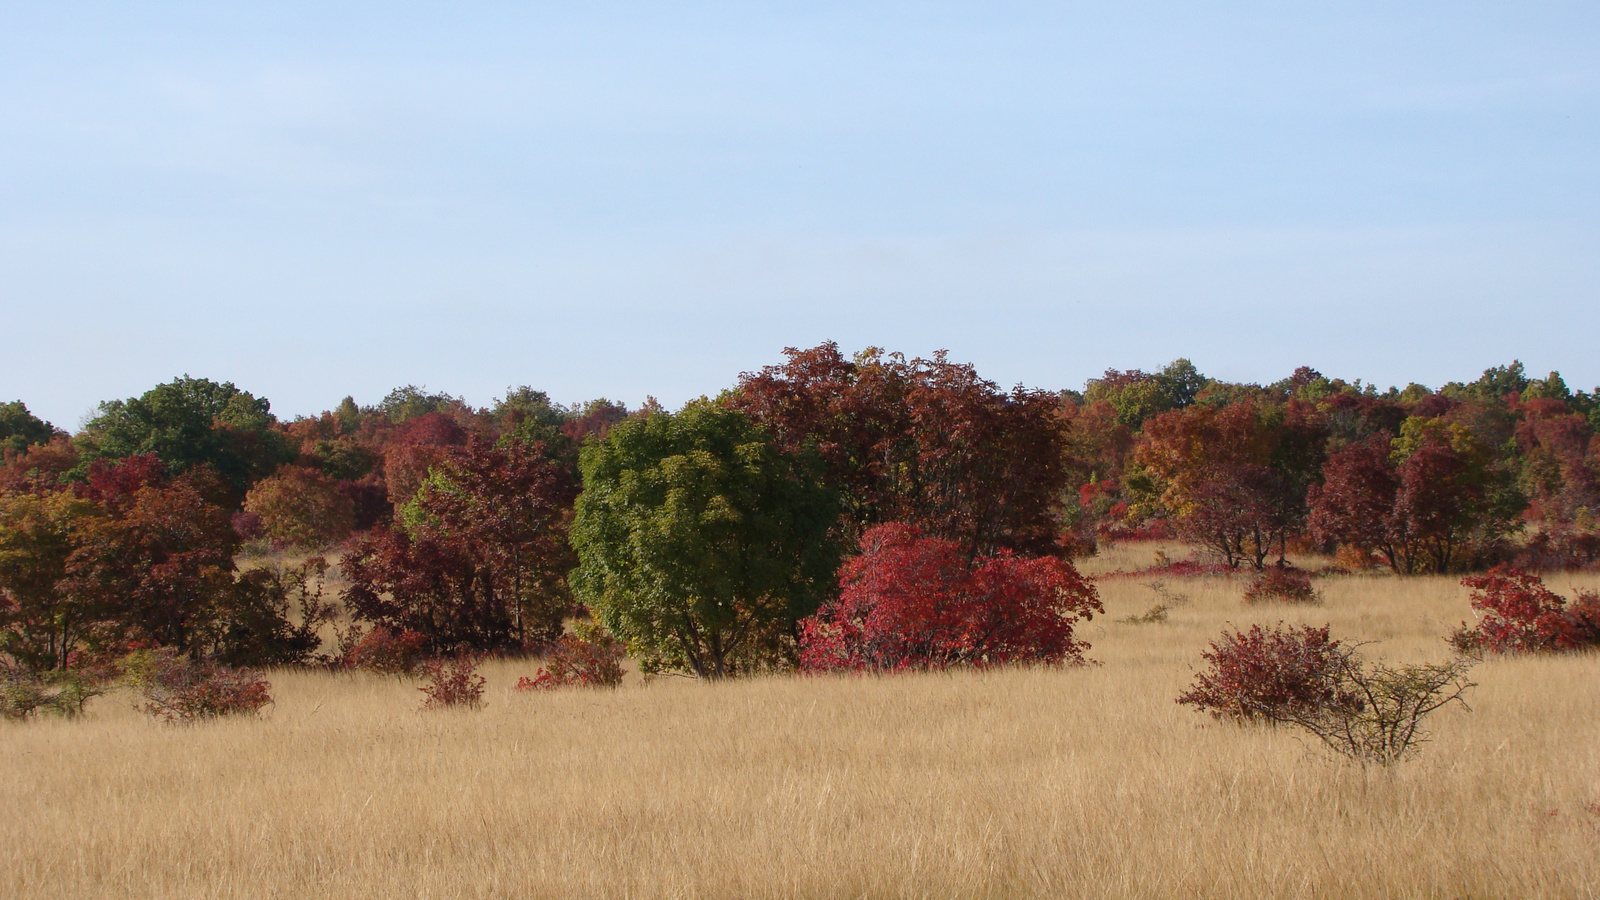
799 523 1102 673
1178 623 1475 765
1452 566 1600 654
1176 623 1349 723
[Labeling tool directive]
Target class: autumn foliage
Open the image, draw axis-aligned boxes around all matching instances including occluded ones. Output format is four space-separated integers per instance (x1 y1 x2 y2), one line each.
1242 564 1318 604
341 436 578 653
1453 567 1600 654
731 343 1067 557
122 647 274 721
2 353 1598 700
340 625 429 674
515 633 626 691
242 465 356 549
418 655 487 710
1176 623 1348 723
1177 622 1476 765
799 523 1101 673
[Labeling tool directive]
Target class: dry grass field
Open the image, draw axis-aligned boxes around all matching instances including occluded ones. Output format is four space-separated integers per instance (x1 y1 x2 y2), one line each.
3 547 1598 899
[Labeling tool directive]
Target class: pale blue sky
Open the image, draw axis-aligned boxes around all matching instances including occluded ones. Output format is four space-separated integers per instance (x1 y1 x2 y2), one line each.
3 2 1597 427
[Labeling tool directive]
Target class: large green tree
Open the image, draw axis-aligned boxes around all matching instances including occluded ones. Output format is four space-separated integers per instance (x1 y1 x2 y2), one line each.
76 376 291 497
570 401 840 678
0 401 59 456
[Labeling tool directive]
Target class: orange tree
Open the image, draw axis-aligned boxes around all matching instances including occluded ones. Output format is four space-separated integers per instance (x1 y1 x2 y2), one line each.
1132 399 1325 569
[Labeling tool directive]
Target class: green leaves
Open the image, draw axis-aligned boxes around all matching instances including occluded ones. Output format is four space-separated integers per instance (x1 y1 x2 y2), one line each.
76 376 290 497
571 401 840 678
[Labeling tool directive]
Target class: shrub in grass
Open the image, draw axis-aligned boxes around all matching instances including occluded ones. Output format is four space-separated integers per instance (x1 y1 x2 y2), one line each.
122 648 272 722
1177 623 1348 722
1178 622 1475 765
1451 567 1600 654
516 633 625 691
419 655 485 710
342 625 428 674
1242 564 1318 604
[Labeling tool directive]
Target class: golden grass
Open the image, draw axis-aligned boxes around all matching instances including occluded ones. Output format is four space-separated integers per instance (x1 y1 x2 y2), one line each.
3 557 1598 898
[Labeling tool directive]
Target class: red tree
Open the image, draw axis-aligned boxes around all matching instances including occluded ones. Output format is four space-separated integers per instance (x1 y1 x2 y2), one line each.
798 523 1101 673
342 436 578 651
1308 434 1405 569
378 411 471 510
731 343 1067 557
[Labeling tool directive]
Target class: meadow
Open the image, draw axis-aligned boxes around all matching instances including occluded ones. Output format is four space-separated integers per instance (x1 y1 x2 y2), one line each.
2 545 1597 899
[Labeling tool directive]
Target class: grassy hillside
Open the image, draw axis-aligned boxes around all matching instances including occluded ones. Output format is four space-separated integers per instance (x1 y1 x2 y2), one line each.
3 554 1597 898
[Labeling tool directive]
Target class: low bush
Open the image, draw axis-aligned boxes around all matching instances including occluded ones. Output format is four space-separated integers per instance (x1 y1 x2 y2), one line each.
1178 622 1475 765
0 660 107 721
1242 564 1318 604
1566 590 1600 647
1453 567 1600 654
516 633 625 691
122 648 272 722
418 655 485 710
341 625 428 674
1176 623 1348 722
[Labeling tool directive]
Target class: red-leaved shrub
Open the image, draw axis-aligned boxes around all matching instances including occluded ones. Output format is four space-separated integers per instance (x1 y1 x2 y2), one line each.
1177 623 1347 722
122 648 273 722
515 634 625 691
342 625 428 674
1243 564 1318 605
1566 590 1600 648
798 523 1102 673
1178 622 1476 765
419 655 486 709
1454 567 1600 654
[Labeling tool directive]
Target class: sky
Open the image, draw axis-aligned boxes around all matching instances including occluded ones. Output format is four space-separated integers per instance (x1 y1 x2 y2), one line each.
2 1 1597 429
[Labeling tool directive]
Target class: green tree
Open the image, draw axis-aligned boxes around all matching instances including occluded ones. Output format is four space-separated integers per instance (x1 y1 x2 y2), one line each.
570 401 841 678
1083 359 1208 429
377 385 460 423
76 376 290 496
0 401 59 456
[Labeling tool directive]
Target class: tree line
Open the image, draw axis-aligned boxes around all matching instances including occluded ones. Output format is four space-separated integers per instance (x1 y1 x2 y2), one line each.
1 346 1596 679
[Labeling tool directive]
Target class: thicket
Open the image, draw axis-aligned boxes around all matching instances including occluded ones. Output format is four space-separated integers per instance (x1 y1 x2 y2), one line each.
122 648 274 721
0 355 1597 697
